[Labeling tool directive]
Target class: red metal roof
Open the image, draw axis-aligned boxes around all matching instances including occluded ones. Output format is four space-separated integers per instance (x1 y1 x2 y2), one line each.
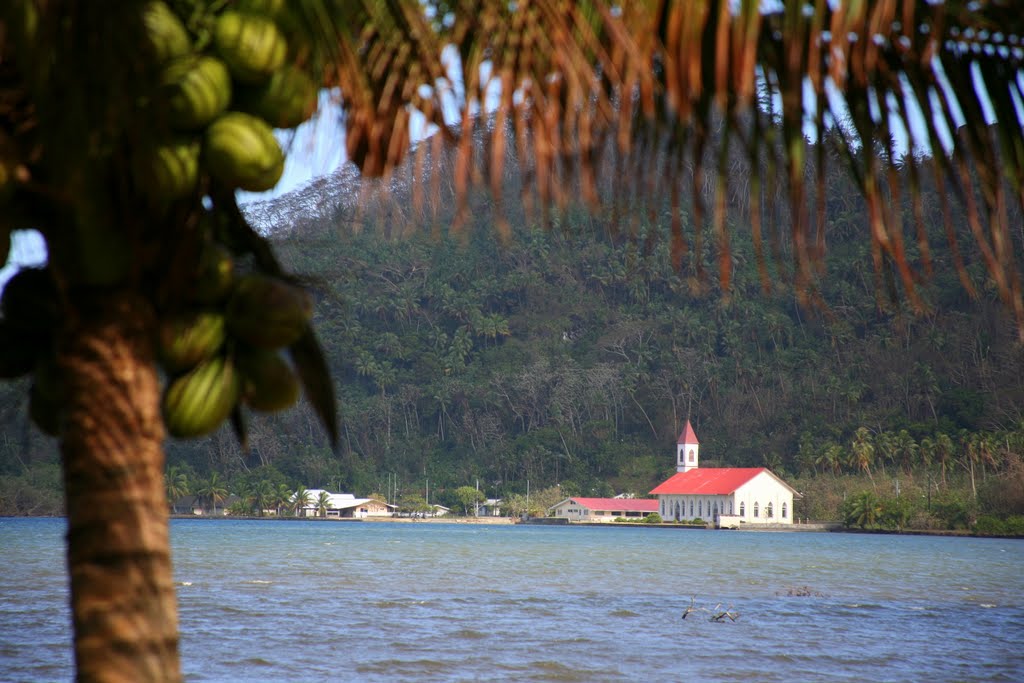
649 468 767 495
677 420 699 445
565 497 659 513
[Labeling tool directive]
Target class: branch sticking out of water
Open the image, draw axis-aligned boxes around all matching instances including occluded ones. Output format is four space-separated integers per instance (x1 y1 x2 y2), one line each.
681 596 740 623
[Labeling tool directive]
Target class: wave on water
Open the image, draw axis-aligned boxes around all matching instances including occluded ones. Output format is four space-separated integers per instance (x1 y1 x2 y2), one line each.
373 599 429 609
242 579 272 584
449 628 488 639
228 657 275 668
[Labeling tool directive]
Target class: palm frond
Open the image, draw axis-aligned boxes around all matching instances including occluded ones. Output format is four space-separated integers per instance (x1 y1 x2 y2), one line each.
334 0 1024 331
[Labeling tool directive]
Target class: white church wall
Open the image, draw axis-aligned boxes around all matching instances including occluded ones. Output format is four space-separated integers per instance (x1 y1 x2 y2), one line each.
733 472 794 525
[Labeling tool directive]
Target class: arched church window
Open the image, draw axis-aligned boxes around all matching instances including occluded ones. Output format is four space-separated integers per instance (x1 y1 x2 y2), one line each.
689 500 694 517
782 502 788 518
766 502 774 518
698 500 702 517
739 502 745 516
728 500 733 514
675 501 681 520
753 502 759 518
688 449 695 462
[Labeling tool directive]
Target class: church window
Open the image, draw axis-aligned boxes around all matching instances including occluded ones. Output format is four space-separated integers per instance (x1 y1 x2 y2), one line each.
698 500 702 517
782 502 788 518
675 502 681 520
688 449 695 462
753 502 759 518
766 502 774 518
739 502 745 516
729 500 733 514
689 500 694 517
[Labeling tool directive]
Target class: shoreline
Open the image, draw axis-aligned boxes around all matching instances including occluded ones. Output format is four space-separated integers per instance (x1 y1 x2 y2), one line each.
11 514 1021 538
167 513 518 525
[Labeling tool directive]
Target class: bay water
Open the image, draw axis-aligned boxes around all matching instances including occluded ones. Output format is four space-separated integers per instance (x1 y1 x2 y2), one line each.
1 517 1022 682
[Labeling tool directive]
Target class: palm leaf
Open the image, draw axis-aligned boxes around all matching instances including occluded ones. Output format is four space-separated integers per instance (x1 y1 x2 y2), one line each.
288 325 339 448
326 1 1024 331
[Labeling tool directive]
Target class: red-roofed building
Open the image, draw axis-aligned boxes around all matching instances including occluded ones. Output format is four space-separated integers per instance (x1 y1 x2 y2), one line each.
548 496 660 522
650 421 800 527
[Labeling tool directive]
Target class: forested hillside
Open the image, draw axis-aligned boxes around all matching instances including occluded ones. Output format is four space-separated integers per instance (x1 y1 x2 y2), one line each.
3 140 1023 526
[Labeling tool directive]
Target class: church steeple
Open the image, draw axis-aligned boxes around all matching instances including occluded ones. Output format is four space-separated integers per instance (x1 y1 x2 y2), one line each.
676 420 700 473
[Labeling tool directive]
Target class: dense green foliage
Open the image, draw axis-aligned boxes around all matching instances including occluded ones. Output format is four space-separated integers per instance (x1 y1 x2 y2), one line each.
2 147 1023 530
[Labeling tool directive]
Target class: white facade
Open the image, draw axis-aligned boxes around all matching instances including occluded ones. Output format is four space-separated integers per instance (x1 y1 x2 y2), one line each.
656 471 796 527
548 497 660 522
296 490 379 518
477 498 503 517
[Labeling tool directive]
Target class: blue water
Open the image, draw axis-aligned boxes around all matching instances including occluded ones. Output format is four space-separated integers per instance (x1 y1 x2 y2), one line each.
1 517 1022 682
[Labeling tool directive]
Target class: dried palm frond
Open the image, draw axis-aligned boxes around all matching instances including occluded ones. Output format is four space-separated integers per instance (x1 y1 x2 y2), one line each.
330 1 1024 331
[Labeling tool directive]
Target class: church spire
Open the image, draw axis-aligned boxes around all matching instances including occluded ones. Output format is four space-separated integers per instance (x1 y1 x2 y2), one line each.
676 420 699 473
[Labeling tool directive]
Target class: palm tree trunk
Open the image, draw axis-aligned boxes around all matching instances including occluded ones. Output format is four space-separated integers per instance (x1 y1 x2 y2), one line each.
58 292 181 683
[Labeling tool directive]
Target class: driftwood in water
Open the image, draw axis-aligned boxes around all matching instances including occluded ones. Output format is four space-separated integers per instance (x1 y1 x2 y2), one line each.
681 596 739 622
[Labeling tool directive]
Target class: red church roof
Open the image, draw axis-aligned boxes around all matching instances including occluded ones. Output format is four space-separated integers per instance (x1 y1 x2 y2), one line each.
564 497 659 513
678 421 699 445
649 468 768 496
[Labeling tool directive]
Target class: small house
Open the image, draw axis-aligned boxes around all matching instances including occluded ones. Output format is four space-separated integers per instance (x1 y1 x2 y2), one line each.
296 490 385 518
548 497 659 522
477 498 503 517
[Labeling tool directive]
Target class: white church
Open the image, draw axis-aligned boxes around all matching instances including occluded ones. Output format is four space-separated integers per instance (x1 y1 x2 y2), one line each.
650 421 800 528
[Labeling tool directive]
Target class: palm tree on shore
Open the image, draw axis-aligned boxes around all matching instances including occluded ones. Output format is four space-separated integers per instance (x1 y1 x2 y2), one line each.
253 480 274 517
844 491 883 529
292 486 313 518
164 467 190 515
3 2 1023 679
315 490 332 518
196 473 228 516
273 483 293 517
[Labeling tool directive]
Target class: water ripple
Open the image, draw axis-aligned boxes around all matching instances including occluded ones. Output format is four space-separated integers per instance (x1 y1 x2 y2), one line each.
2 519 1022 682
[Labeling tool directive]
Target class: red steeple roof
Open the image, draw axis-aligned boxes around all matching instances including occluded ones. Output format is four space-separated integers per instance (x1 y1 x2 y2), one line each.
677 420 699 445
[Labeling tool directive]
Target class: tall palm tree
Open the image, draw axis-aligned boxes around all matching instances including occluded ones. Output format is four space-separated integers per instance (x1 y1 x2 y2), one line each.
2 1 1022 680
891 430 919 475
934 432 955 487
292 486 313 518
315 490 332 518
815 442 845 478
196 473 228 516
850 427 876 485
164 466 190 515
273 483 293 517
233 480 256 517
253 480 274 518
